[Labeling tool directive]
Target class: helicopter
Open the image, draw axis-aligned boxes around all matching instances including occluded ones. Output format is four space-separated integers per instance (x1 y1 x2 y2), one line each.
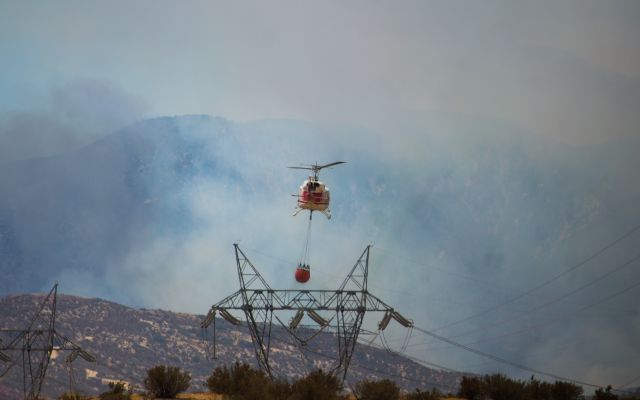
289 161 346 283
288 161 346 220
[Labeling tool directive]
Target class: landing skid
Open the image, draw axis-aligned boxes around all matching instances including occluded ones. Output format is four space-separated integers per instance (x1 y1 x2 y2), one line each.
292 208 331 220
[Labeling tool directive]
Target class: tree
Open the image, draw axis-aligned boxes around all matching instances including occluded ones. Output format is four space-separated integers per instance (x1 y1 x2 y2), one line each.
459 374 585 400
289 369 344 400
594 386 619 400
353 379 400 400
206 363 234 396
458 376 486 400
267 378 293 400
525 376 552 400
549 380 583 400
144 365 191 399
483 374 526 400
206 362 290 400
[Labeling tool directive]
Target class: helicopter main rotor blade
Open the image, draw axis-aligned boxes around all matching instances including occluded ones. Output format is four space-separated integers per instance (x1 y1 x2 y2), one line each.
287 166 315 170
316 161 346 170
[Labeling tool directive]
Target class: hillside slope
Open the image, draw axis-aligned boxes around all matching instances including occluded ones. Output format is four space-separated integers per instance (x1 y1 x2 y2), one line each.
0 292 462 399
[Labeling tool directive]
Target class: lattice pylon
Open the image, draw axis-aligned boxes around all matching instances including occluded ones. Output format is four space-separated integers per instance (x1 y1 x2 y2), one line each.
23 284 57 400
235 244 277 377
202 245 411 383
1 284 96 400
333 246 369 380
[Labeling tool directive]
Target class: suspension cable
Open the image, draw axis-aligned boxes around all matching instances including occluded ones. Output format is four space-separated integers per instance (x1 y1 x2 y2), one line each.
299 214 313 265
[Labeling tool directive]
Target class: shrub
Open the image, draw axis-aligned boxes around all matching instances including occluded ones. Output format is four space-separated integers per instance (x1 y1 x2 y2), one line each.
549 380 583 400
289 369 344 400
99 381 131 400
525 376 553 400
207 362 268 397
206 363 234 395
459 374 584 400
354 379 400 400
144 365 191 399
267 378 293 400
206 362 289 400
594 386 619 400
458 376 486 400
483 373 526 400
206 364 349 400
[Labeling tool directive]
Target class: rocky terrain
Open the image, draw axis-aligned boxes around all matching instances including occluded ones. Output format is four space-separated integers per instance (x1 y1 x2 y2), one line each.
0 292 463 399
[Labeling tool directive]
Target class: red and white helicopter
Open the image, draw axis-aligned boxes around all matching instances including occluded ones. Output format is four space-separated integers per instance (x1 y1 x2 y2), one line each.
289 161 346 220
289 161 345 283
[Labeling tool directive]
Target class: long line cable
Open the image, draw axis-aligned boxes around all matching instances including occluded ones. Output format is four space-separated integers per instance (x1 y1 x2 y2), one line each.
299 214 313 265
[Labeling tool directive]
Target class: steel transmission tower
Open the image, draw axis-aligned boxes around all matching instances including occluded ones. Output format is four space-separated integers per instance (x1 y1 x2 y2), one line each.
0 284 96 400
201 244 413 381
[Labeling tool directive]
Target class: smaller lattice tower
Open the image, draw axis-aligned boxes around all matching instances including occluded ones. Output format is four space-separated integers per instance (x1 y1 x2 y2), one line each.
0 284 96 400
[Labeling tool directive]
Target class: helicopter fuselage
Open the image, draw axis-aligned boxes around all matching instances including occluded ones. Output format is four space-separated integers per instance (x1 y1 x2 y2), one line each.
289 162 345 220
293 178 332 218
297 178 330 211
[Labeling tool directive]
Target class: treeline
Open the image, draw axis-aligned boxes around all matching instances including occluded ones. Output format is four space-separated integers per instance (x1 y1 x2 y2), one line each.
458 374 640 400
60 364 639 400
61 362 443 400
206 362 441 400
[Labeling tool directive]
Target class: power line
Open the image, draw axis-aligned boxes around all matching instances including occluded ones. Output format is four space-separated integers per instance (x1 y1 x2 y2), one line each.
238 232 640 394
266 332 458 391
411 325 594 388
364 339 460 374
405 275 640 355
410 324 633 394
375 246 549 301
617 374 640 390
414 324 640 393
414 251 640 345
428 222 640 333
457 277 640 348
246 241 548 316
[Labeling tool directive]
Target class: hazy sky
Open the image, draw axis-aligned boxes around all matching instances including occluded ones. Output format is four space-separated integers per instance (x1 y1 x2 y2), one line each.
1 0 640 393
1 0 639 148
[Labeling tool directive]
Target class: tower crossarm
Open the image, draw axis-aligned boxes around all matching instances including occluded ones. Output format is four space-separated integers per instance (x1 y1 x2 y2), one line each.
210 290 245 310
204 289 397 313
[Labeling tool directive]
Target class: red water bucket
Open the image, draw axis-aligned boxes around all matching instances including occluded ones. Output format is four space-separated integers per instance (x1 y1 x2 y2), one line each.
295 265 310 283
